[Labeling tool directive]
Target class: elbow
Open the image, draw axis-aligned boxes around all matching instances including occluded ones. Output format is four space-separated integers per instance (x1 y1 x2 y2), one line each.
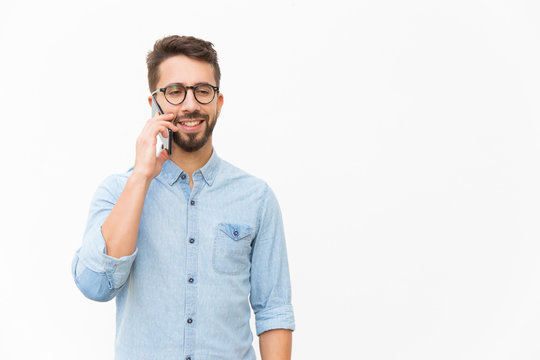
74 272 117 302
72 257 118 302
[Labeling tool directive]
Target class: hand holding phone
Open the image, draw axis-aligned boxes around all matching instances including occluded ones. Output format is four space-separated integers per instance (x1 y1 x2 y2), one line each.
132 100 177 181
151 95 173 155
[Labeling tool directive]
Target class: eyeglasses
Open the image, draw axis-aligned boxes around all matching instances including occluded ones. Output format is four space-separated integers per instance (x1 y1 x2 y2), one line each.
151 83 219 105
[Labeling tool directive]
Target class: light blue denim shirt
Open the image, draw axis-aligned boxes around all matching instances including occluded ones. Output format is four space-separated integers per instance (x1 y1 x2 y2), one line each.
71 148 295 360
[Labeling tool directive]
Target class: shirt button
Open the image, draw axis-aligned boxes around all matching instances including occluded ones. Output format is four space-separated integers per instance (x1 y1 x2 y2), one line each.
189 277 194 283
181 174 186 180
233 230 239 236
187 318 193 324
189 238 195 244
190 200 195 206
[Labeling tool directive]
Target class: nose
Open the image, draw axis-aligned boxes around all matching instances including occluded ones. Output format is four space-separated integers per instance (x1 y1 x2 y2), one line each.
181 88 201 113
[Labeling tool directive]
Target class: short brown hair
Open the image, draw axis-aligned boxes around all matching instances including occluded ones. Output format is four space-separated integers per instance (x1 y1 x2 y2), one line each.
146 35 221 93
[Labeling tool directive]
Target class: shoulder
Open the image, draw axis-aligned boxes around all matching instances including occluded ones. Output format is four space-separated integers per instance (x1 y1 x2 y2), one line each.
217 158 270 195
216 158 282 213
93 166 133 198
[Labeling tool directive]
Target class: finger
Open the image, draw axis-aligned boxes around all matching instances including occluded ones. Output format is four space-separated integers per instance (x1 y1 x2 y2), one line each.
152 112 175 122
140 124 167 140
146 113 173 128
156 148 169 166
140 118 178 142
152 125 167 137
148 122 178 136
156 120 179 131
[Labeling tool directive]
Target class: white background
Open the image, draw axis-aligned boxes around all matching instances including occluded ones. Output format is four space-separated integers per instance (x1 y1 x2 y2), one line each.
1 0 539 359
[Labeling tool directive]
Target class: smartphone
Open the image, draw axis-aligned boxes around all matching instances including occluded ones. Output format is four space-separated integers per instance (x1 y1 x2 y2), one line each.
151 95 173 155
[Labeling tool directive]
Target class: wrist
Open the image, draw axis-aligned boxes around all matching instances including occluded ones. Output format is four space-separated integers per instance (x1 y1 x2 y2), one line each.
129 171 153 188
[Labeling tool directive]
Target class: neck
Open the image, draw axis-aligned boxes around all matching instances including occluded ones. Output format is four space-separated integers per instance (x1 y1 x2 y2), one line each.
169 139 213 178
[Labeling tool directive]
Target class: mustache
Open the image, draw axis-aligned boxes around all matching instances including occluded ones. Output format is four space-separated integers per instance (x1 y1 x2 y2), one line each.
174 112 209 124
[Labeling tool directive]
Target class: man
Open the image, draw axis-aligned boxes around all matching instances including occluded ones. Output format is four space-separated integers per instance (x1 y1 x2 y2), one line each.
72 35 295 360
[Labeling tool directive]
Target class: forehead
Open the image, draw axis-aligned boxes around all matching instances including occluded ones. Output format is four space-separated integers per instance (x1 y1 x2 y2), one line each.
157 55 215 87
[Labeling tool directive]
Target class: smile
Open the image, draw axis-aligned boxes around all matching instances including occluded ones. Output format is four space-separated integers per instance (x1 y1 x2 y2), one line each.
181 120 203 127
178 119 205 132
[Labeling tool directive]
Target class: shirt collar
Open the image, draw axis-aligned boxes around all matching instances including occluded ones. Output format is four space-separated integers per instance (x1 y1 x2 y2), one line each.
159 147 220 187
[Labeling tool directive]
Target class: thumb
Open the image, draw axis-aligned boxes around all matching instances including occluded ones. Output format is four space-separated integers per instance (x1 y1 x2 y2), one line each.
156 148 169 166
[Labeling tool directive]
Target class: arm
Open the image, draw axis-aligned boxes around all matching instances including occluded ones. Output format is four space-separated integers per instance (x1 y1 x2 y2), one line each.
250 184 296 347
72 112 178 301
101 173 151 258
104 112 178 258
259 329 292 360
71 173 152 302
71 174 143 302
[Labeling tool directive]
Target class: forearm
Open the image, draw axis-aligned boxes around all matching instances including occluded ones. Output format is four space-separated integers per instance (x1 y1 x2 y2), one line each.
259 329 292 360
102 173 151 258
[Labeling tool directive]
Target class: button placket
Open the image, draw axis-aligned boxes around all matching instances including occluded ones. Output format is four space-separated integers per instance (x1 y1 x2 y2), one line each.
184 191 198 356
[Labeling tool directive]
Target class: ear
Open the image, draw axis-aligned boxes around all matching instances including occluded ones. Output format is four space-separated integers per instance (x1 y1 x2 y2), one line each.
216 92 224 117
147 96 153 107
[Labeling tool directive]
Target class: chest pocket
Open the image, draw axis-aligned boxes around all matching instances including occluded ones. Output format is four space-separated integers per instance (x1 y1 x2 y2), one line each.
213 223 254 275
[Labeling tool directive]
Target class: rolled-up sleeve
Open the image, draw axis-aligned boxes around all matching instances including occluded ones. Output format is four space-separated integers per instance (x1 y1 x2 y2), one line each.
250 184 295 336
71 175 138 302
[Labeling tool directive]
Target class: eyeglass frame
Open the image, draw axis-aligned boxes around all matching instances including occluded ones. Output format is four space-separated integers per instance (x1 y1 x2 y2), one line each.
151 83 220 105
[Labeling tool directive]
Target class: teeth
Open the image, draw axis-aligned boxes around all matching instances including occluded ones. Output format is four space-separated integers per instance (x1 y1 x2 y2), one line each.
181 120 202 127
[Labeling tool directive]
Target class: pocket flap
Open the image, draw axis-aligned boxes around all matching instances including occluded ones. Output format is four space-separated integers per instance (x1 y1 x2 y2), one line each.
218 223 253 241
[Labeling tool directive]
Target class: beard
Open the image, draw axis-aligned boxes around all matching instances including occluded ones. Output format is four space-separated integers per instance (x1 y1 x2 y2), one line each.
172 110 217 152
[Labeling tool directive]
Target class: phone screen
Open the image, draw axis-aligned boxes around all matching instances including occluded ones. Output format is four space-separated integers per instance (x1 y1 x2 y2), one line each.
151 96 172 155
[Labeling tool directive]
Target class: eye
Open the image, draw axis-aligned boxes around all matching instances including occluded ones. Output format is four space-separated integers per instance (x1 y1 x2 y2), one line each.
166 85 186 97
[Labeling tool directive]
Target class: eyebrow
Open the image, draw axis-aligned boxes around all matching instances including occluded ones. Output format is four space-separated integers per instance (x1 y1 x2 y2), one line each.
164 82 213 87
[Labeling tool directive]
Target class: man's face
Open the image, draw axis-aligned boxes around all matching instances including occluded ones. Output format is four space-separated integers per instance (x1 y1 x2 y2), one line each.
150 55 223 153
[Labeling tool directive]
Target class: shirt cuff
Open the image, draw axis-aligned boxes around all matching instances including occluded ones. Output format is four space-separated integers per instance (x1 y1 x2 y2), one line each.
255 304 296 336
78 224 138 289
